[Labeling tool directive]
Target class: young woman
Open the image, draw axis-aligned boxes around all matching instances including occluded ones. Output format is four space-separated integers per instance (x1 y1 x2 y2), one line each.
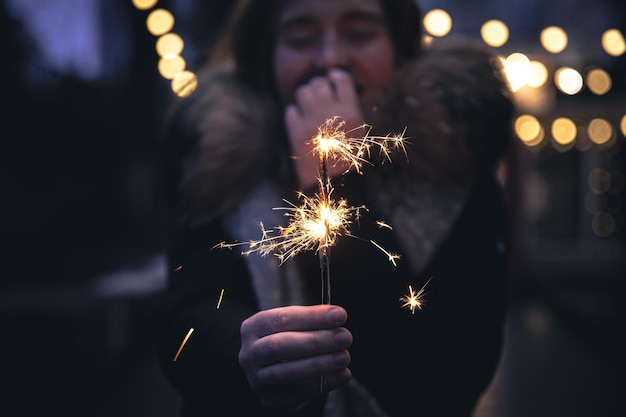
158 1 515 416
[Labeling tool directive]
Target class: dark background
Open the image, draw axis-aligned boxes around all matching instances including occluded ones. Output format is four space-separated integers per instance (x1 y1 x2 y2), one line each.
1 1 624 416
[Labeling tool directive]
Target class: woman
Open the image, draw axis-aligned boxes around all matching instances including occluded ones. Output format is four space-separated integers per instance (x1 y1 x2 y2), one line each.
158 0 515 416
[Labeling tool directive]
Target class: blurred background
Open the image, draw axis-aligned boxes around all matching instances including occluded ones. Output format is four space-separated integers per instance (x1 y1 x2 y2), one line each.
0 0 624 416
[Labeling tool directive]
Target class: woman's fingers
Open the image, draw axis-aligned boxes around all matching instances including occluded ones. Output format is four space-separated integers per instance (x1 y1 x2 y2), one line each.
241 305 347 339
251 328 353 366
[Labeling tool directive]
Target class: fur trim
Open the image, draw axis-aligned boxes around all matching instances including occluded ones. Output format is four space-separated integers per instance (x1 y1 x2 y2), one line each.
176 67 280 226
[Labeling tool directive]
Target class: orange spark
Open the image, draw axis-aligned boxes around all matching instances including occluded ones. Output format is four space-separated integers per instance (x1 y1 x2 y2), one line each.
376 220 393 230
370 240 401 266
400 277 433 314
216 288 225 309
173 328 194 362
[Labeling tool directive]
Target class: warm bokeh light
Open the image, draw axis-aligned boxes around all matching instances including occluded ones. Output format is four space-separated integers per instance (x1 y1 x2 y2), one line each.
621 115 626 137
172 70 198 97
588 168 612 194
527 60 549 88
132 0 158 10
592 212 616 237
503 52 531 92
481 20 509 47
422 35 434 47
423 9 452 37
551 117 577 145
587 118 613 145
158 55 186 79
601 29 626 57
586 68 612 95
541 26 568 54
515 114 544 146
146 8 174 36
555 67 583 95
156 32 184 57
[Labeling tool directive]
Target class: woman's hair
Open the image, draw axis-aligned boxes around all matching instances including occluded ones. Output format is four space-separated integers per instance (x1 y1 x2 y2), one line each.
206 0 424 92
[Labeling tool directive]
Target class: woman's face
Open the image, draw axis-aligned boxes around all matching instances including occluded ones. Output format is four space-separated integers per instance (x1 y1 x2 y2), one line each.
272 0 396 105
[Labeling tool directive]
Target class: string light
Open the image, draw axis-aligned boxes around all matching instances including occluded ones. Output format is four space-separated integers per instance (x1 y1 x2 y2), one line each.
132 1 198 97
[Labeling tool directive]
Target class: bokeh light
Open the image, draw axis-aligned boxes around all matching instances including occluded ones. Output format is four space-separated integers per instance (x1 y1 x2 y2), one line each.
588 118 613 145
515 114 544 147
147 8 174 36
481 20 509 47
620 115 626 137
156 33 184 57
586 68 612 95
541 26 568 53
527 60 549 88
555 67 583 95
504 53 531 92
551 117 577 145
172 71 198 97
132 0 158 10
158 55 186 79
423 9 452 37
601 29 626 57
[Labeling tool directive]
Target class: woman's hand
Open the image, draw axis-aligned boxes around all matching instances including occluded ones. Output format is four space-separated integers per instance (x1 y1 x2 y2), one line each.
285 69 366 189
239 304 353 414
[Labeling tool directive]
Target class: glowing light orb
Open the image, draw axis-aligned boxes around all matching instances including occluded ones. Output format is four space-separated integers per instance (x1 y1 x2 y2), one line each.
423 9 452 37
156 33 184 57
481 20 509 47
541 26 568 54
147 8 174 36
602 29 626 57
555 67 583 95
171 70 198 97
551 117 577 145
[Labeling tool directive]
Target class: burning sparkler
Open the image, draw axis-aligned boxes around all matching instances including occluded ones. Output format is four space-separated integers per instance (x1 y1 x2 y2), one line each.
215 117 407 267
400 277 433 314
216 117 407 392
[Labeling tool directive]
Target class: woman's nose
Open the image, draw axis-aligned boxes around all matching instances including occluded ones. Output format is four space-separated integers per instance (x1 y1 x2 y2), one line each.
315 33 347 70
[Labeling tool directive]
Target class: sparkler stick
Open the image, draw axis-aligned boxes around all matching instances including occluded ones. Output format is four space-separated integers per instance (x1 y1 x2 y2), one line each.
318 135 332 307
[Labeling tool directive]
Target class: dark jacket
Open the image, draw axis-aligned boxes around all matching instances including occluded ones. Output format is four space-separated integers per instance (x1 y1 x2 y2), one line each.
158 38 514 417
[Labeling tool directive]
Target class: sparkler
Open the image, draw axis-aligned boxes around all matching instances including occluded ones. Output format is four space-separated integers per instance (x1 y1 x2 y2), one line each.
215 117 407 267
215 117 407 392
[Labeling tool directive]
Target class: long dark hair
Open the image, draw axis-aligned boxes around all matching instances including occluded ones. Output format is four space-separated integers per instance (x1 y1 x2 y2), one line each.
206 0 424 92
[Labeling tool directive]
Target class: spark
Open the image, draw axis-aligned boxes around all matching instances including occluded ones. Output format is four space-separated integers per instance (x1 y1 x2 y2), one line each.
173 265 182 272
370 240 401 266
311 117 408 175
376 220 393 230
400 277 433 314
173 327 195 362
216 288 225 309
216 191 364 264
